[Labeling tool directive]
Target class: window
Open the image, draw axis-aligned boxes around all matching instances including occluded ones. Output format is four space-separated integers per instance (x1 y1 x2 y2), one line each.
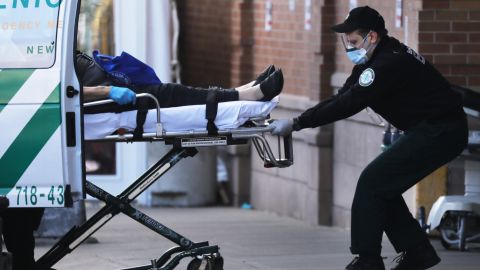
0 1 61 68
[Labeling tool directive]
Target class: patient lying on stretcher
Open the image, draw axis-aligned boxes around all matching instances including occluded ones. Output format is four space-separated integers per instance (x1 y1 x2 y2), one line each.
76 52 284 114
76 52 283 138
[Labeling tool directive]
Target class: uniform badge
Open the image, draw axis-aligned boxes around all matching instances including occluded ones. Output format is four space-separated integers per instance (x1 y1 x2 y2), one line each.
359 68 375 87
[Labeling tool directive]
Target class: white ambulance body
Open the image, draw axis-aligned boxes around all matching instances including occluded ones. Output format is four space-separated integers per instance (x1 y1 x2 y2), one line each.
0 0 83 207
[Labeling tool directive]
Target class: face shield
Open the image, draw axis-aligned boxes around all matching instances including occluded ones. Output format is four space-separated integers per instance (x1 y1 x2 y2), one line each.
340 31 372 52
341 31 374 65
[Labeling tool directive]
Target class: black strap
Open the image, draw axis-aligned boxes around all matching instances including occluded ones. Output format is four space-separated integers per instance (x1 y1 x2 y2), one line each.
133 98 149 139
206 91 219 135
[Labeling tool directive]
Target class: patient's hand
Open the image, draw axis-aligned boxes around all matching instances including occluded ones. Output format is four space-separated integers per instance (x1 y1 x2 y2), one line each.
109 86 136 105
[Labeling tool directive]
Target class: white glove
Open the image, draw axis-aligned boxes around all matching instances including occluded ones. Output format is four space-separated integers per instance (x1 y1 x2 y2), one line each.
270 119 294 136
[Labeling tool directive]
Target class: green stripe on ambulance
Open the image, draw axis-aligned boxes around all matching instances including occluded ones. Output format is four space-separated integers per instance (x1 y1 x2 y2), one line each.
0 86 61 194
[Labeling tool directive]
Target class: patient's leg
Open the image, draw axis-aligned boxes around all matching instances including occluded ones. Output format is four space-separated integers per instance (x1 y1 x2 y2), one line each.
144 74 283 107
84 83 238 114
142 83 239 107
140 64 281 106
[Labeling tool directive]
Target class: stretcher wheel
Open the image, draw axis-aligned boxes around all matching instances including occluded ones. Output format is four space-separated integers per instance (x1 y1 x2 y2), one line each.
206 256 223 270
187 258 202 270
187 255 223 270
439 212 468 251
440 236 452 250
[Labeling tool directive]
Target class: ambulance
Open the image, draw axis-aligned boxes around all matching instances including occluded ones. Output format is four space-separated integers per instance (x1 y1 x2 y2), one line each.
0 0 84 207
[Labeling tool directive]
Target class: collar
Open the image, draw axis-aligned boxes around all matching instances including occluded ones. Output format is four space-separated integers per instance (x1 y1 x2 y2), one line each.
360 36 389 66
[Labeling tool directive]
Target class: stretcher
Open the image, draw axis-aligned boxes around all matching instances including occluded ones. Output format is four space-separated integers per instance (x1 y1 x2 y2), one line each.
83 94 280 140
36 94 293 270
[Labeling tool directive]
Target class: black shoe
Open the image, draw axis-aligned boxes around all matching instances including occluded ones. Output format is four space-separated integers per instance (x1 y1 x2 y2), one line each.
346 256 385 270
253 64 275 86
391 242 441 270
259 69 283 101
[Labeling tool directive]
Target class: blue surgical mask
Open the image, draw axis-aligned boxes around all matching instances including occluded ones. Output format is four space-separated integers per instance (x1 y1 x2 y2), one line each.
347 48 368 65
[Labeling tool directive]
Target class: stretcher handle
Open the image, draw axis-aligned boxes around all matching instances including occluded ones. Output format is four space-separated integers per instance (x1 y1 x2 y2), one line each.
250 133 294 168
281 134 293 165
83 93 164 136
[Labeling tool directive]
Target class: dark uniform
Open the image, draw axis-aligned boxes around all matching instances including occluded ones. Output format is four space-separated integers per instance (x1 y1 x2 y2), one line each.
290 9 468 268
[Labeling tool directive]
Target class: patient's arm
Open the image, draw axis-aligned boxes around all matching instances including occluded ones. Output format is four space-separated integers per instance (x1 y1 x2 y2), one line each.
83 86 111 102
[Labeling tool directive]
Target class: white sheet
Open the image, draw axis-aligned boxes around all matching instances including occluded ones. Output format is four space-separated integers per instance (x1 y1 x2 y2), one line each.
84 98 278 139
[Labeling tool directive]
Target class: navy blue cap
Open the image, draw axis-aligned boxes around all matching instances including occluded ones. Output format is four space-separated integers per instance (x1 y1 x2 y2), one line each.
331 6 387 34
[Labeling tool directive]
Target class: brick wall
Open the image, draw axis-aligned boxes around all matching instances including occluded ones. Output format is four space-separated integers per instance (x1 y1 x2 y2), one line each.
248 1 324 99
178 0 329 99
418 0 480 90
176 0 234 88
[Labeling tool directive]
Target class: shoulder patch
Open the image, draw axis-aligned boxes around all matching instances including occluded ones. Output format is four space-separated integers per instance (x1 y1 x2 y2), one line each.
359 68 375 87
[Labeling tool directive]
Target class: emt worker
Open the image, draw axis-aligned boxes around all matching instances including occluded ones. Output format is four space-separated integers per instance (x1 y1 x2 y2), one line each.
270 6 467 270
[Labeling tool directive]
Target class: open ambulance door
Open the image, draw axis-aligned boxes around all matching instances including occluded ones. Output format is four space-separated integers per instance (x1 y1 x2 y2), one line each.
0 0 83 207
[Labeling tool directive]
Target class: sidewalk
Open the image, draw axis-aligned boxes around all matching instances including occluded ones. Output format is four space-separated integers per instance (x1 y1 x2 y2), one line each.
36 206 480 270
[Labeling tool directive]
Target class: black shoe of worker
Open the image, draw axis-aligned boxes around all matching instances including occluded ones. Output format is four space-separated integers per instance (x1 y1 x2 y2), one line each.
345 256 385 270
259 69 283 101
253 64 275 86
391 242 441 270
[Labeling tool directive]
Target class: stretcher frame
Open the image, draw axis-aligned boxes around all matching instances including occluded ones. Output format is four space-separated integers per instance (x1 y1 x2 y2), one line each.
36 94 293 270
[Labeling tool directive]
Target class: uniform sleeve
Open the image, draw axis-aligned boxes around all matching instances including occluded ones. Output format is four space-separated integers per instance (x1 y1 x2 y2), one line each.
295 61 397 129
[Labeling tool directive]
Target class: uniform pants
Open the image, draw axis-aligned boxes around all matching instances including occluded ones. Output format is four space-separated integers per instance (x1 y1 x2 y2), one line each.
350 114 468 256
0 208 45 270
84 83 239 114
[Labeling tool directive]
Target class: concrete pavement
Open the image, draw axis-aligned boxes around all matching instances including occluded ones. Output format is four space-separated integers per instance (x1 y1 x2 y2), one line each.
36 206 480 270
